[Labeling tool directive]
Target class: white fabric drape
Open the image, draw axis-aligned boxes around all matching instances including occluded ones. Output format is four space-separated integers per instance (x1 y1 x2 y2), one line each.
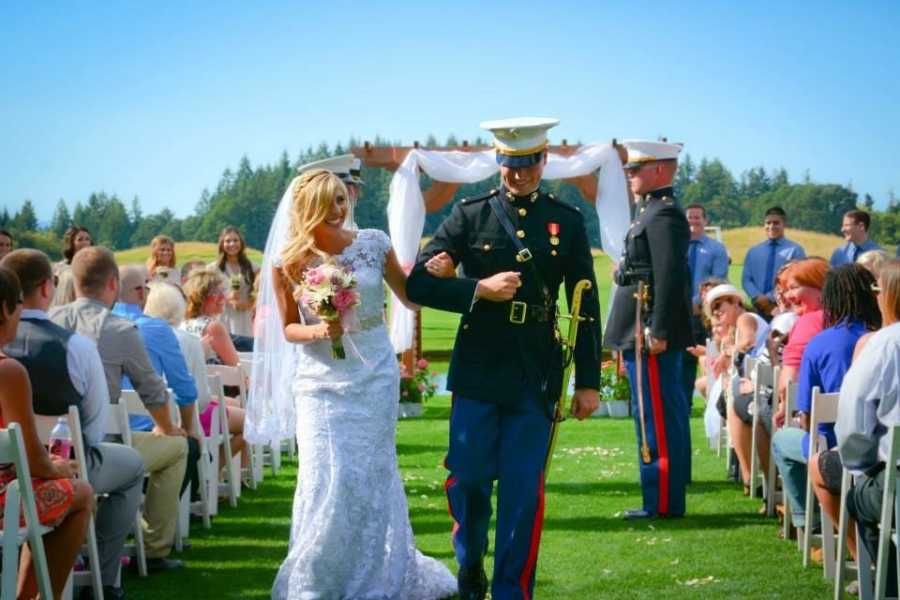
387 143 629 352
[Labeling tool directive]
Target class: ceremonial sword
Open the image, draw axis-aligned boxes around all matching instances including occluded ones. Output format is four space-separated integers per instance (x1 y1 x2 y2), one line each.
543 278 593 479
634 281 652 464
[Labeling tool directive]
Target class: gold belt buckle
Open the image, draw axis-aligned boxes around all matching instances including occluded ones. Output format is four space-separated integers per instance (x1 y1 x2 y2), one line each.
509 301 527 324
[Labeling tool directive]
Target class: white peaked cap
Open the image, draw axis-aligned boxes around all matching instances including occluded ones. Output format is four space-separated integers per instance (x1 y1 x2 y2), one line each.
479 117 560 156
296 154 354 177
621 139 683 168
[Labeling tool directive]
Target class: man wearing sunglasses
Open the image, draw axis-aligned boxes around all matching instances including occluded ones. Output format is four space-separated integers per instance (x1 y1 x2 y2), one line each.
604 139 692 520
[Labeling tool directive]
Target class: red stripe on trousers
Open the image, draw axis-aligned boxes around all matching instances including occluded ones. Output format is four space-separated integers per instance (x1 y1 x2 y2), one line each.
518 473 546 600
647 354 670 515
444 475 460 548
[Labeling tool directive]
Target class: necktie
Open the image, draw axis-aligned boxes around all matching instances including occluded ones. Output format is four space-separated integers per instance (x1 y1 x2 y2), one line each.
688 240 700 279
851 244 860 263
763 239 777 295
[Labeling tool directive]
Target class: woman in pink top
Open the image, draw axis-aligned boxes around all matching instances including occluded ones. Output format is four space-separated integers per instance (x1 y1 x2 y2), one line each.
773 258 830 428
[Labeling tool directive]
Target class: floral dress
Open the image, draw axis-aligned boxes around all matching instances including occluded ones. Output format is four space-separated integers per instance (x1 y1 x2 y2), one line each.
0 357 75 528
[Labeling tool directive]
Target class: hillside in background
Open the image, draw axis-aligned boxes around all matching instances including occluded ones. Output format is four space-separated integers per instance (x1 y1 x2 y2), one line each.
115 242 263 267
719 227 844 263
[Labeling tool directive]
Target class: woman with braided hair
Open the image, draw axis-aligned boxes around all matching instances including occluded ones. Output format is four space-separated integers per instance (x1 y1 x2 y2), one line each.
771 263 881 533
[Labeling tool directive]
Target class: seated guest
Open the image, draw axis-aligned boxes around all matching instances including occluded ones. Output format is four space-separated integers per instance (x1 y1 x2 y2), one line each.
704 284 771 494
54 225 93 280
857 249 889 280
836 259 900 594
113 265 201 503
0 266 95 600
766 267 800 367
772 258 830 429
830 209 881 267
145 282 247 469
181 268 240 366
771 263 881 530
0 228 13 259
49 246 188 573
146 234 177 281
1 249 142 599
742 206 806 319
688 276 728 399
180 260 206 284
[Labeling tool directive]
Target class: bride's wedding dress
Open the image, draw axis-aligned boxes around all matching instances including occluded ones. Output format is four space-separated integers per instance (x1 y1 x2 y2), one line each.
272 229 456 600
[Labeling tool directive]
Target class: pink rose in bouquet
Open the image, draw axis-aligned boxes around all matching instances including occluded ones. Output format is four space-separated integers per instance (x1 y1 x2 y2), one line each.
300 261 360 359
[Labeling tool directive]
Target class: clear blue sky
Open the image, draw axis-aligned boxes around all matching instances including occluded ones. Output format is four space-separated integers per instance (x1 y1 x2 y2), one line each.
2 1 899 221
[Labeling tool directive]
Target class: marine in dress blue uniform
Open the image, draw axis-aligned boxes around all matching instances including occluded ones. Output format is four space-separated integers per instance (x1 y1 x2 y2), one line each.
603 140 692 519
407 117 601 600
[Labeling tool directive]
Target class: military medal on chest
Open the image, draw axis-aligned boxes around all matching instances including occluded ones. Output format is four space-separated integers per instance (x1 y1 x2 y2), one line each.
547 221 560 255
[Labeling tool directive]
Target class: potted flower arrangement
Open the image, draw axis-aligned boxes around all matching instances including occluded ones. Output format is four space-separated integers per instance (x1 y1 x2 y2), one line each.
398 358 438 418
600 360 631 418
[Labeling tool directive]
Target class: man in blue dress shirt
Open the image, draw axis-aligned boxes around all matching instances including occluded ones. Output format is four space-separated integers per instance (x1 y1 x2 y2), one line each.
685 204 730 306
741 206 806 318
830 209 881 267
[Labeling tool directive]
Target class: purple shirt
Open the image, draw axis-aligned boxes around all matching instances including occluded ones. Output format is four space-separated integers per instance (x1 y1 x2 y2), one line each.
797 319 868 458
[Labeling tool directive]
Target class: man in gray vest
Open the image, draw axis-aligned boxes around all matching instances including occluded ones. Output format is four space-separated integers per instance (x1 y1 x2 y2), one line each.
1 249 143 600
50 246 188 576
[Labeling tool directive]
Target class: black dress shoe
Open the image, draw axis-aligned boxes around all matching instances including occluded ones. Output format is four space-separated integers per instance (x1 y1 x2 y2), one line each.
457 562 488 600
145 557 184 572
622 508 656 520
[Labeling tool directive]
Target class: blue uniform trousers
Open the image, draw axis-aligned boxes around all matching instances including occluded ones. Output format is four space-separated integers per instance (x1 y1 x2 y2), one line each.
623 348 689 516
445 393 552 600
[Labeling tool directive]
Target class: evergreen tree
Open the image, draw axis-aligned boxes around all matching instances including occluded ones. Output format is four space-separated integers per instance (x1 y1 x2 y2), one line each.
50 199 71 237
13 200 39 231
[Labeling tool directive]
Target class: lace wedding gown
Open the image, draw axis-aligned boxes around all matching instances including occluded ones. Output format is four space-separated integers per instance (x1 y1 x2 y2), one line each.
272 229 456 600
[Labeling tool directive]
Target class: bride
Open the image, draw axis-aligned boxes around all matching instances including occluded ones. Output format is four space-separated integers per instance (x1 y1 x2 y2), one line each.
263 169 456 599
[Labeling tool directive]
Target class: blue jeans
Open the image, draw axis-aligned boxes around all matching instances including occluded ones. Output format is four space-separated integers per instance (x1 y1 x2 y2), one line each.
771 427 811 523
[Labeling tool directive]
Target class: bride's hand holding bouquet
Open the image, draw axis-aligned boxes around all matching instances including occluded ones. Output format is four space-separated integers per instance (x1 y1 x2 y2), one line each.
298 261 360 359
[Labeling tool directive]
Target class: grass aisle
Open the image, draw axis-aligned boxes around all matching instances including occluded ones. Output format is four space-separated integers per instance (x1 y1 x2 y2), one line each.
124 397 831 599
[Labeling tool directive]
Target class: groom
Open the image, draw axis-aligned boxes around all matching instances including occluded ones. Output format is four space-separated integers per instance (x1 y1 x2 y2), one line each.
407 117 601 600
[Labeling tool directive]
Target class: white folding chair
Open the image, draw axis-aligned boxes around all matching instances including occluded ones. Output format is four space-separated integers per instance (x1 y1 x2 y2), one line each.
779 382 799 541
205 372 239 509
803 386 841 578
32 407 105 598
874 424 900 598
835 469 871 599
121 389 205 549
237 354 274 480
104 399 148 577
207 364 257 492
0 423 54 600
749 361 775 500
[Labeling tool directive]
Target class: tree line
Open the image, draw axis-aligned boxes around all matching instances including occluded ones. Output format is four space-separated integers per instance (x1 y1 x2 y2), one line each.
2 137 897 260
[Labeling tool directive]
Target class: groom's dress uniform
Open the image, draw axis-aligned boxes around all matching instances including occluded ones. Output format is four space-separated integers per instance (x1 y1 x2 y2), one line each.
604 141 692 518
407 118 601 600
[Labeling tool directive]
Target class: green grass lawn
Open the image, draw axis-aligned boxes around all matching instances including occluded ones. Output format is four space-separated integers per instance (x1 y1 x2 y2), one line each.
122 397 831 599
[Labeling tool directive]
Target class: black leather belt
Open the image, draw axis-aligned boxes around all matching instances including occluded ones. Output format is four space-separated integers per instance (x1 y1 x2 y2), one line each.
501 301 555 324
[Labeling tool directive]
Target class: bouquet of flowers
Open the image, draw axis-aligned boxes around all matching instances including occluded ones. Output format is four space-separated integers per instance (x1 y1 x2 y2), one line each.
299 261 360 359
399 358 438 404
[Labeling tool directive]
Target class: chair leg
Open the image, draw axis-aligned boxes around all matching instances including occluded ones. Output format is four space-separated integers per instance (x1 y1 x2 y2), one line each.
85 514 104 599
857 519 875 600
874 465 897 599
834 471 851 600
2 483 21 599
804 470 818 567
134 511 148 577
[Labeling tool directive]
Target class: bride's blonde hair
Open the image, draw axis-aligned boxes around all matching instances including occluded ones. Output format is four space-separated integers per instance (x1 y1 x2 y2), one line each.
279 169 348 286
